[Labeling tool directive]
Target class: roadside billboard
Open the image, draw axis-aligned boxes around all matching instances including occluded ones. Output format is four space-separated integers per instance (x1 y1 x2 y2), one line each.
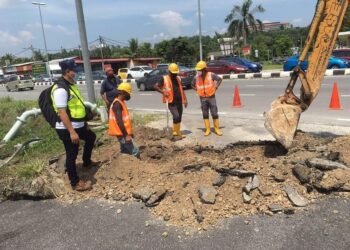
32 62 47 77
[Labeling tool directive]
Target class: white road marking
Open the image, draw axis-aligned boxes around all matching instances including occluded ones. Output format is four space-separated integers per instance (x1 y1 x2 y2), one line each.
337 118 350 122
218 112 227 115
341 95 350 97
130 108 165 112
246 85 264 87
258 114 264 117
139 94 153 96
239 94 256 96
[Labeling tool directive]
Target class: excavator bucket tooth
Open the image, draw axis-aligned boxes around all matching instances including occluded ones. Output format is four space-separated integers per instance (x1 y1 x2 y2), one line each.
264 97 303 149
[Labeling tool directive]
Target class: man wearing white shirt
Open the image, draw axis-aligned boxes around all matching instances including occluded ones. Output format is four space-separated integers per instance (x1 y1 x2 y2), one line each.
52 59 96 192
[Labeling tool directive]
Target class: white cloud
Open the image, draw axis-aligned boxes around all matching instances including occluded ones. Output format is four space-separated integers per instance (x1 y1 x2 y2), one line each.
291 18 303 25
0 30 33 45
27 22 73 35
0 0 27 8
151 11 192 37
18 30 34 40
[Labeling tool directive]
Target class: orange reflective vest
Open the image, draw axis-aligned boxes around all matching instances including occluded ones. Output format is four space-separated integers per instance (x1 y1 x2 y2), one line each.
108 98 133 137
195 72 216 97
162 75 187 104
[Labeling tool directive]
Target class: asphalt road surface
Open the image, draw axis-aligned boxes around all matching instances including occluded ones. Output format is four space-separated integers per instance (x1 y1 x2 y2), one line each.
0 197 349 250
1 76 350 126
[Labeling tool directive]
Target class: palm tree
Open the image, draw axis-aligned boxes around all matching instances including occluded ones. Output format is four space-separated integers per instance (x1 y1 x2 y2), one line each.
128 38 139 57
225 0 265 45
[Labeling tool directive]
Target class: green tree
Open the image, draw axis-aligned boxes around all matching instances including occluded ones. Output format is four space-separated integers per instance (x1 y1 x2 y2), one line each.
128 38 139 57
341 8 350 32
225 0 265 45
137 43 154 57
154 37 196 64
273 34 293 57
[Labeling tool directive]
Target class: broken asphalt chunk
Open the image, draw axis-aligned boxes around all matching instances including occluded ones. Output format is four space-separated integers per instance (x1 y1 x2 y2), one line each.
145 188 167 207
183 161 210 172
292 164 311 184
198 187 218 204
305 158 349 171
212 174 226 187
132 187 153 202
243 175 260 193
216 167 256 178
283 185 308 207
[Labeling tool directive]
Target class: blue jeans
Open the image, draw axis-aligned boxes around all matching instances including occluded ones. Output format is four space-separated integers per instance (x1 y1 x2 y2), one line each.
118 138 140 159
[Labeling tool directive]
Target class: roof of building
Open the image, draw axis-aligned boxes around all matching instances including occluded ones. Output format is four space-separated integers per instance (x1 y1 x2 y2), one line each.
339 31 350 36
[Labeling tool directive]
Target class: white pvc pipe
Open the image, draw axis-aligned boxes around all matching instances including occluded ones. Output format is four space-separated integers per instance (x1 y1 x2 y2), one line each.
2 108 42 143
1 102 101 144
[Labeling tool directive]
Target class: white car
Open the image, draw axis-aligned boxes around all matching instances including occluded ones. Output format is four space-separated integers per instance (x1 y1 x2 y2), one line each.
128 65 153 79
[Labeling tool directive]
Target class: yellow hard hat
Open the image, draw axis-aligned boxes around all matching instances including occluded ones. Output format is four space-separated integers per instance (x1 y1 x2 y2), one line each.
195 61 207 71
117 82 132 95
168 63 179 74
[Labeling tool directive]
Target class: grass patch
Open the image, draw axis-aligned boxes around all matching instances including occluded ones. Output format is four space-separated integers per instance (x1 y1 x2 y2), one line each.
262 62 283 71
0 97 160 179
132 112 162 127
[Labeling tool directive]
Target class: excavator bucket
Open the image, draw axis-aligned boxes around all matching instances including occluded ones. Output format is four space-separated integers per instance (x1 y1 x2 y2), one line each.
264 97 303 149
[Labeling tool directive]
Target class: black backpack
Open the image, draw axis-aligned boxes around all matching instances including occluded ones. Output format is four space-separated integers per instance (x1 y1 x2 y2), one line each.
38 82 70 128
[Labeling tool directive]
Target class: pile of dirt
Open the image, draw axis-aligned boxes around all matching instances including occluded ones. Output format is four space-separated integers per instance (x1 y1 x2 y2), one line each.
54 127 350 229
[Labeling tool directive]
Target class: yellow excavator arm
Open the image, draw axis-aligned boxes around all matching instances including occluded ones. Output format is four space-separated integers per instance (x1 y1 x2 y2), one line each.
265 0 349 149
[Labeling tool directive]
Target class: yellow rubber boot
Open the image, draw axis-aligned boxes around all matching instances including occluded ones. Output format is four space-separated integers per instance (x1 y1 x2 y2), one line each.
177 123 185 138
213 119 223 136
204 119 211 136
172 123 179 136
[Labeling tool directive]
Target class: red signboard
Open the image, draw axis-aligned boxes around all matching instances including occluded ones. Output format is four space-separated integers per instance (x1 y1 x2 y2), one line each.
241 46 251 56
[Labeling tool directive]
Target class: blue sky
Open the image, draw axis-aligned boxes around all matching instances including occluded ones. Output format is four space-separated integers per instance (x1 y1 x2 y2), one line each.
0 0 318 57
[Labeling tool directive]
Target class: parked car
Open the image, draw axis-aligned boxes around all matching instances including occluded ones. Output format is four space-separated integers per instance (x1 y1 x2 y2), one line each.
283 54 350 71
74 72 86 81
6 75 34 92
206 60 250 74
136 66 195 91
178 66 196 88
0 75 6 84
136 68 168 91
128 66 153 79
218 56 262 72
92 71 107 81
34 74 51 82
332 48 350 61
117 68 129 80
156 63 170 69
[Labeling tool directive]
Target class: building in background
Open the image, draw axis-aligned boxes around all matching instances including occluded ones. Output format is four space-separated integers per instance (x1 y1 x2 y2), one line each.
248 22 293 32
338 31 350 47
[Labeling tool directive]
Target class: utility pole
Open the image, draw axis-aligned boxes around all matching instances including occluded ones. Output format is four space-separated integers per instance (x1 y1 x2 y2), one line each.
29 45 36 61
197 0 203 61
75 0 96 103
32 2 52 83
99 35 105 71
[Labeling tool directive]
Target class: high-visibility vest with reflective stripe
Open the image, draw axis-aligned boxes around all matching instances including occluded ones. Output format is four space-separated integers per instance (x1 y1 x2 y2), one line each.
51 84 86 121
195 72 215 97
162 75 186 104
108 98 133 136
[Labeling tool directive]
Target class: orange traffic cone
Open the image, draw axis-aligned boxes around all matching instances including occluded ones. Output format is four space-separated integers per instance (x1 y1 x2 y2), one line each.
329 82 342 110
233 85 242 108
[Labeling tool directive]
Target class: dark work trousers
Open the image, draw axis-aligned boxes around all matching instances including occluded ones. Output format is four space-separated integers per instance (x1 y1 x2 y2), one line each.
56 125 96 186
118 137 140 159
168 103 183 123
200 96 219 119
